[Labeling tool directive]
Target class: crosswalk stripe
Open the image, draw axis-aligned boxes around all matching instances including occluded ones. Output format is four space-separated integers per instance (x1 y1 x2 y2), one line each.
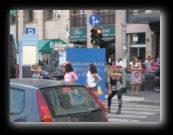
107 110 154 115
108 114 147 119
104 105 160 111
103 101 160 108
103 97 160 122
108 119 139 122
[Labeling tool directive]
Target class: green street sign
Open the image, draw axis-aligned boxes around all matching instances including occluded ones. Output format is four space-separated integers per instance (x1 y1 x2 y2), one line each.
10 10 16 14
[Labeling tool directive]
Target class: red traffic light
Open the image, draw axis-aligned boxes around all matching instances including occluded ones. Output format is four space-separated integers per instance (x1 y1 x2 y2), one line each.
97 28 102 34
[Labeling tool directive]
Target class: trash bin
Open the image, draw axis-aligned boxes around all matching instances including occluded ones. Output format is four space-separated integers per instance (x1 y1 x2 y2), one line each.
144 71 155 91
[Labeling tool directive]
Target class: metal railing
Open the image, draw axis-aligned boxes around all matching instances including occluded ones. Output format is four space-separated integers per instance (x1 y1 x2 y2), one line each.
127 10 146 22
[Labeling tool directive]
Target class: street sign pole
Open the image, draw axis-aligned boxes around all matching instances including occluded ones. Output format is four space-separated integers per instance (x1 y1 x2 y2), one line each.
122 10 127 93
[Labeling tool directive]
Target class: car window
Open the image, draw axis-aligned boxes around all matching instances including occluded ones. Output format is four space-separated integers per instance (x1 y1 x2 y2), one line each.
40 86 101 117
10 88 25 115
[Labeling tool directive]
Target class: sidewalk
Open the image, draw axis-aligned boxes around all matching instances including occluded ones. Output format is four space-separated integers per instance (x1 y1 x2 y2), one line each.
105 88 160 105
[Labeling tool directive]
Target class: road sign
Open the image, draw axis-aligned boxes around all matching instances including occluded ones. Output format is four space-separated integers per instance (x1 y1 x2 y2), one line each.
10 10 16 14
26 28 36 34
89 14 100 27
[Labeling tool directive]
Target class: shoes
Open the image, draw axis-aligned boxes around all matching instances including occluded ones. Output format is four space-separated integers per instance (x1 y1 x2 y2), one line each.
107 107 111 113
116 108 121 114
131 93 134 96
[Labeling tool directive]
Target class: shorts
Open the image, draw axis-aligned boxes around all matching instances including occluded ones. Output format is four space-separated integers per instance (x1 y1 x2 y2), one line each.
89 85 98 92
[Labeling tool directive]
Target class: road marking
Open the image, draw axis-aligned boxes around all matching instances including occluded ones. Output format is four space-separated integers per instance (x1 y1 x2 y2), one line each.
108 114 147 119
107 110 154 115
104 105 160 111
103 101 160 108
108 119 139 122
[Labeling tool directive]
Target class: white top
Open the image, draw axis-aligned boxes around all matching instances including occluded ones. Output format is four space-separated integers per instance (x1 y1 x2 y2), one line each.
87 71 97 88
116 61 122 66
32 67 41 79
145 60 152 69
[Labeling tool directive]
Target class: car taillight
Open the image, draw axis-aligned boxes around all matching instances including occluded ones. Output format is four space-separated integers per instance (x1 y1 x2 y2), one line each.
16 64 19 78
85 87 108 122
37 90 53 122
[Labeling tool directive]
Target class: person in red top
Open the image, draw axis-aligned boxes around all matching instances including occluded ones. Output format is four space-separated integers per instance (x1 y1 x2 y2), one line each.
151 58 157 70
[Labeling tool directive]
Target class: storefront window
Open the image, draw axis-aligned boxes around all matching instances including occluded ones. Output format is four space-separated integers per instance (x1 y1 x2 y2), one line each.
130 33 146 45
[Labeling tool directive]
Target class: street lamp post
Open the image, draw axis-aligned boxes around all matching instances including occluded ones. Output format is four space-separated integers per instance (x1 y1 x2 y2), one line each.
121 10 127 93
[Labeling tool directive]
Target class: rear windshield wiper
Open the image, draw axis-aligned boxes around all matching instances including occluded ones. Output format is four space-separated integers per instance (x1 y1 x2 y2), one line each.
10 112 18 115
84 108 102 118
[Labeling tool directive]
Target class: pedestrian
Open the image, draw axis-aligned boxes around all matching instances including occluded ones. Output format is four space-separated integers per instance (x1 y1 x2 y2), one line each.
151 58 157 71
30 63 42 79
64 63 78 83
106 65 122 114
86 64 102 96
145 56 152 70
111 61 116 73
130 56 142 96
116 58 122 73
60 61 76 75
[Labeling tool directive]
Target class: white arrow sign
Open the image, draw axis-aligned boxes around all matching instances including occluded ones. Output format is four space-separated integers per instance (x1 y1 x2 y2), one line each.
91 15 100 26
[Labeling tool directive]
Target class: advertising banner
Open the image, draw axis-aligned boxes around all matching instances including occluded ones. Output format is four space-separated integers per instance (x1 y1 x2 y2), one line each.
67 48 106 102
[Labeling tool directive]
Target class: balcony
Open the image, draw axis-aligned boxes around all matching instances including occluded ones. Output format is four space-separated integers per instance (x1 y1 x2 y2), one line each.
96 10 115 25
127 10 160 33
127 10 160 23
70 13 87 27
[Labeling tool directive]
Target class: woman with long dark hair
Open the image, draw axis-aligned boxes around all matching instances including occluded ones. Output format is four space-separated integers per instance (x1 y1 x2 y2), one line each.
64 64 78 83
86 64 102 95
130 56 142 96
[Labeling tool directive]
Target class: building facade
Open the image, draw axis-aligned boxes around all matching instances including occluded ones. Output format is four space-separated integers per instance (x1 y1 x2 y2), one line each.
10 10 160 65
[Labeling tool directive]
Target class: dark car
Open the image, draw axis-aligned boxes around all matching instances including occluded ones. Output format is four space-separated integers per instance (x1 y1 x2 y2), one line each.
39 66 64 80
10 78 108 122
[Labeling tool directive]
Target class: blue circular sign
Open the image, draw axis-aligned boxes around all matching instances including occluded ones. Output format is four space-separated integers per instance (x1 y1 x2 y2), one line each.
89 14 100 26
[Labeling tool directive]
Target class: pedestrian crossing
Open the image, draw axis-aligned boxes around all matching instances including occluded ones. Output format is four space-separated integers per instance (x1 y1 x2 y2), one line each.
103 100 160 122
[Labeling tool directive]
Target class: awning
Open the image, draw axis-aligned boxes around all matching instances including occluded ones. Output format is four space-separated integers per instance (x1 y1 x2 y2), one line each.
39 39 67 54
102 37 115 41
18 39 67 54
70 39 86 43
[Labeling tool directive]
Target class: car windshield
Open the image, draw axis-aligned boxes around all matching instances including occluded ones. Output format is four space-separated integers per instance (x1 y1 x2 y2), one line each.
40 86 101 117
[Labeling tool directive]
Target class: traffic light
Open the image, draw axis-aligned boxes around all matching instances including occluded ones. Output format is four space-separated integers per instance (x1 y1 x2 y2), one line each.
96 28 103 45
90 28 103 46
90 29 97 45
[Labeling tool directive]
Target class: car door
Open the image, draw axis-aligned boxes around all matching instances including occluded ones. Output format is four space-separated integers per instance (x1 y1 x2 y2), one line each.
10 85 40 122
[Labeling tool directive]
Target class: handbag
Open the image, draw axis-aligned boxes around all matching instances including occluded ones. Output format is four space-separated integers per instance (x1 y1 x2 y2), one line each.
97 85 103 95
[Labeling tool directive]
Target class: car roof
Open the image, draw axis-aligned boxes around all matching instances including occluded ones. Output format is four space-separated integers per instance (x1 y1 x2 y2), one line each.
10 78 82 89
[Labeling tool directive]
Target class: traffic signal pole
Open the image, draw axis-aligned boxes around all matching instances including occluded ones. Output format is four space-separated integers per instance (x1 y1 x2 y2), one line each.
121 10 127 93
